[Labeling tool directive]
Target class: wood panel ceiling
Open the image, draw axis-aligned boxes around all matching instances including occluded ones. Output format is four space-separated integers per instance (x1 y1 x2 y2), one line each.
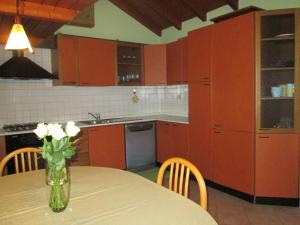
0 0 96 47
109 0 239 36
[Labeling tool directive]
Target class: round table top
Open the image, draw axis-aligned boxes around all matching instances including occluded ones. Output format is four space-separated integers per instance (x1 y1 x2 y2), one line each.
0 166 218 225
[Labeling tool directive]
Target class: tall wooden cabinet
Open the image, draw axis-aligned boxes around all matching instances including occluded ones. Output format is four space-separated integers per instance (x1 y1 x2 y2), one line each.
188 9 300 202
255 9 300 200
188 13 255 194
212 13 255 195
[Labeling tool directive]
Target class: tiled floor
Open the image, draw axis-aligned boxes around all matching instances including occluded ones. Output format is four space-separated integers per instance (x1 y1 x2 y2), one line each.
137 169 300 225
189 182 300 225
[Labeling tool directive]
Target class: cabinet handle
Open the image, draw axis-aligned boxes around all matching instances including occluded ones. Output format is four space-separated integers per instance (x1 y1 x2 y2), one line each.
81 82 89 85
202 77 210 80
258 136 270 138
214 131 222 133
64 81 77 85
214 124 222 127
202 83 210 86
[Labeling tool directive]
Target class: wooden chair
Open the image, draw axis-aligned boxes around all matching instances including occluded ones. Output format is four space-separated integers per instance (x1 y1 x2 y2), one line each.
0 148 43 176
157 157 207 210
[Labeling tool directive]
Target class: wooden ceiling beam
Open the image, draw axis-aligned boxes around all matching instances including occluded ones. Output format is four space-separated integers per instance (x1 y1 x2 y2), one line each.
110 0 162 36
224 0 239 10
142 0 181 30
0 0 79 23
181 0 207 21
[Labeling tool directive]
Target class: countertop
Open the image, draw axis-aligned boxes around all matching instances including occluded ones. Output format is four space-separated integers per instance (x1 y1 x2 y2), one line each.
0 114 188 136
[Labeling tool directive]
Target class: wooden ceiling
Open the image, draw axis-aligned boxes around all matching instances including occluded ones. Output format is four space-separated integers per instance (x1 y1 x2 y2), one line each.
0 0 96 47
110 0 239 36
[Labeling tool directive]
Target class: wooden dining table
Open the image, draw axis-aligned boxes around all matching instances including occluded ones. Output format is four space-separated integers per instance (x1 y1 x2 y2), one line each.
0 166 218 225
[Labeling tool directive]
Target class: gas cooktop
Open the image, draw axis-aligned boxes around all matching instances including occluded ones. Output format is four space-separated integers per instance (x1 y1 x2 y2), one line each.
2 123 38 132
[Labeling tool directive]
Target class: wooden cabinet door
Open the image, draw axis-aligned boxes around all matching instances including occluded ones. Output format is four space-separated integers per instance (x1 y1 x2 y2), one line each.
70 128 90 166
167 40 182 84
78 37 116 86
156 121 171 163
144 44 167 85
56 35 78 85
255 134 299 198
213 130 254 195
88 125 125 169
188 25 212 83
189 82 213 180
171 123 189 158
180 37 188 83
212 13 255 132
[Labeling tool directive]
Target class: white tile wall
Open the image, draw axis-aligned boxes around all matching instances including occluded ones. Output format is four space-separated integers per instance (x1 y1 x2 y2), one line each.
0 47 188 126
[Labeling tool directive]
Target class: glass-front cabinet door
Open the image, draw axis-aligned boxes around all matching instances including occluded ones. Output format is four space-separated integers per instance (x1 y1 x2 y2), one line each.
256 9 299 133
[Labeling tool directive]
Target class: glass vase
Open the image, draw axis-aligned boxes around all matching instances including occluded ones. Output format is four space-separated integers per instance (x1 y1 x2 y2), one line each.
46 162 70 213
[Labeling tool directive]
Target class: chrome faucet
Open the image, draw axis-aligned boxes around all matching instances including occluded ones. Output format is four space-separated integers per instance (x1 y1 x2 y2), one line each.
88 112 101 121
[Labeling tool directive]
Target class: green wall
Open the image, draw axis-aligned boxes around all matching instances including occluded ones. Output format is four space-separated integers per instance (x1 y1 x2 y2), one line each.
58 0 300 44
57 0 161 44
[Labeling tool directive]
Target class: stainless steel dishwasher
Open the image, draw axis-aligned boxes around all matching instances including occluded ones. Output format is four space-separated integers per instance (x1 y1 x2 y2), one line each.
125 122 156 171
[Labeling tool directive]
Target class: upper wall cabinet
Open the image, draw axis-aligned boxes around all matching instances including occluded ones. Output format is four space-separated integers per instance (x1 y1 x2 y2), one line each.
167 38 188 85
53 34 116 86
117 42 144 86
256 9 300 133
188 25 213 83
144 44 167 85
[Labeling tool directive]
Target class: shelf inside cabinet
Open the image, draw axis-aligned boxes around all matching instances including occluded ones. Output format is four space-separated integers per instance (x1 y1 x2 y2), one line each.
117 42 143 86
261 97 294 100
118 63 141 66
261 67 294 71
261 36 294 41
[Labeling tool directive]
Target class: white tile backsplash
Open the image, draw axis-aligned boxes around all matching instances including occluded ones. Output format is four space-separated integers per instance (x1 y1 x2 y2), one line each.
0 47 188 126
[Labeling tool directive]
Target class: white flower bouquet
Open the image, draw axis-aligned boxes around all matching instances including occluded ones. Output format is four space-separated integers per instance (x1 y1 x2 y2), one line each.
33 121 80 212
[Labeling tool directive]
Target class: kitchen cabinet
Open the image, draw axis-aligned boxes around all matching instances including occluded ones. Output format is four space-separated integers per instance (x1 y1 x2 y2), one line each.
70 128 89 166
117 42 144 86
171 123 189 159
156 121 189 163
78 37 116 86
55 34 78 85
213 130 254 195
144 44 167 85
167 38 188 85
88 125 125 169
189 82 213 180
54 34 116 86
188 25 213 83
156 121 171 163
255 134 299 198
255 9 300 133
212 12 255 132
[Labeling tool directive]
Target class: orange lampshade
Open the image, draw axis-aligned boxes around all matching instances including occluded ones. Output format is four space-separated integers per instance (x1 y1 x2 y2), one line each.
5 23 33 53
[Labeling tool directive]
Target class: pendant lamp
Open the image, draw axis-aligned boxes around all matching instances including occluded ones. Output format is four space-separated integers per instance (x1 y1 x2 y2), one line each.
5 0 33 53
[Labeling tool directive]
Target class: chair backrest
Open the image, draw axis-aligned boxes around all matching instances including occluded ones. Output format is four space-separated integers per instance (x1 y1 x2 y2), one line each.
0 148 43 177
156 157 207 210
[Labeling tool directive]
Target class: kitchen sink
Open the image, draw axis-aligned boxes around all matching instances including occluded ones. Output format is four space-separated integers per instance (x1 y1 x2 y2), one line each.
77 117 143 125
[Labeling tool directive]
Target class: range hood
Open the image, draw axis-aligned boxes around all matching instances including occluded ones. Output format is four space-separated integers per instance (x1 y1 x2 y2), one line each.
0 51 57 80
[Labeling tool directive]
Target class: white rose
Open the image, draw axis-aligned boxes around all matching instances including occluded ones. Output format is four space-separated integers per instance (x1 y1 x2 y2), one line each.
33 123 48 138
65 121 80 137
47 123 66 140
